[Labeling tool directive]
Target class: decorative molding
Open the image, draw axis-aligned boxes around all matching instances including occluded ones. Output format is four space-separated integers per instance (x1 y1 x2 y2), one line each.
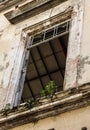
4 0 67 24
24 9 72 36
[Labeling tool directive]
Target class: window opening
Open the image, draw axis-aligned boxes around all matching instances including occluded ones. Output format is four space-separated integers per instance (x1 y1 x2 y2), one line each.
21 20 70 102
48 129 55 130
48 128 55 130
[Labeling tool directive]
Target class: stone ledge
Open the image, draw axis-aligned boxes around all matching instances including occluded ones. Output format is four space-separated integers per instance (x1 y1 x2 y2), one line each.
0 83 90 129
4 0 67 24
0 0 27 12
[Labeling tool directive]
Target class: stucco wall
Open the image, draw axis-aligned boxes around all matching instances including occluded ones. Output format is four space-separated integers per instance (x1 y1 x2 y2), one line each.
10 105 90 130
78 0 90 85
0 0 90 108
0 0 76 108
0 14 16 107
0 0 90 129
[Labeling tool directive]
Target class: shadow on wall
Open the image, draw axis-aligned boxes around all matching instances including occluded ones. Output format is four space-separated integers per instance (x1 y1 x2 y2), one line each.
81 127 87 130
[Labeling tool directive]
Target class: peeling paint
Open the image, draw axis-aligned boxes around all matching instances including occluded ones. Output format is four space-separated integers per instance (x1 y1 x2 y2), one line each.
78 56 90 79
5 62 9 69
0 0 85 109
0 65 4 71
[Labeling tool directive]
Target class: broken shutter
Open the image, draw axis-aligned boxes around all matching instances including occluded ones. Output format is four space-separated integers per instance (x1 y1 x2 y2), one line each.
5 32 31 108
14 35 32 106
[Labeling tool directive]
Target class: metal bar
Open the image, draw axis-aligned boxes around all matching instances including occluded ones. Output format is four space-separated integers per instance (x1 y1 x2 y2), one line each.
27 31 69 49
27 20 70 49
30 50 44 89
26 68 64 82
36 46 52 80
28 50 62 64
25 77 35 100
49 41 64 78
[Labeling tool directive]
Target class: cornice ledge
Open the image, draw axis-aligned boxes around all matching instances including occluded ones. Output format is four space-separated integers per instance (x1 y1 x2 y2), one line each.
0 83 90 129
0 0 26 12
4 0 67 24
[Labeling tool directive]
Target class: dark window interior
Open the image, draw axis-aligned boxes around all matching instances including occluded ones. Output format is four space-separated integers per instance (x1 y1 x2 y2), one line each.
21 33 69 102
48 129 55 130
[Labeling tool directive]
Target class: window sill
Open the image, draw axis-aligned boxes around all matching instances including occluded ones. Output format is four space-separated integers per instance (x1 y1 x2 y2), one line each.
0 83 90 129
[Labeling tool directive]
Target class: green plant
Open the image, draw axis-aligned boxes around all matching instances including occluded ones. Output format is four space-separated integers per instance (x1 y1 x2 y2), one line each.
41 80 57 97
40 89 47 97
0 103 11 116
25 98 35 109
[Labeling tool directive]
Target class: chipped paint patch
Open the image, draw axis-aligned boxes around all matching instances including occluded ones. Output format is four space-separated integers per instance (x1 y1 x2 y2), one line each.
78 56 90 79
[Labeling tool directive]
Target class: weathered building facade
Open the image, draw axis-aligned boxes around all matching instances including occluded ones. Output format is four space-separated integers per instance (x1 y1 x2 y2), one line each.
0 0 90 129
